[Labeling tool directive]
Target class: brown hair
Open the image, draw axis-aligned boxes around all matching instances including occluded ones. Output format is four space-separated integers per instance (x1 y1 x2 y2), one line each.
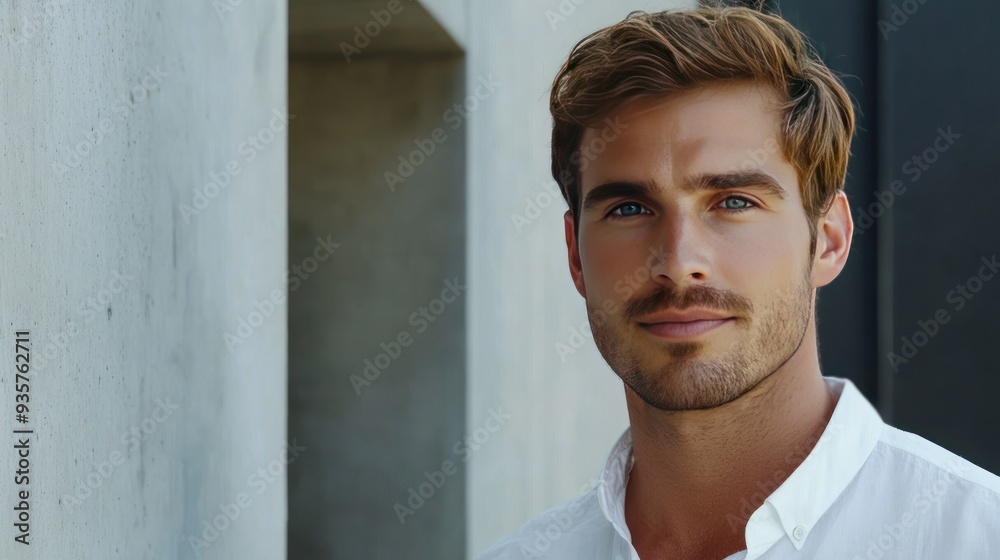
549 5 855 250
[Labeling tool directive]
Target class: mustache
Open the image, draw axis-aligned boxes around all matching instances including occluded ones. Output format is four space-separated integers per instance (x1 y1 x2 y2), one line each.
623 284 753 322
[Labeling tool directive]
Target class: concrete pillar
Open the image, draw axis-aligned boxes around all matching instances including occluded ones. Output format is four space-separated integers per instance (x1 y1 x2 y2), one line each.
286 1 465 558
0 1 287 558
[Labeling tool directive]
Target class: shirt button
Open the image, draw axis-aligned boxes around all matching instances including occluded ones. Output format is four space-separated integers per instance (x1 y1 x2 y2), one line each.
792 525 806 540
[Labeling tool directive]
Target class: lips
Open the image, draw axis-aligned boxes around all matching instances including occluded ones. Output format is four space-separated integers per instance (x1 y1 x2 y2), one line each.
637 308 734 324
637 309 735 339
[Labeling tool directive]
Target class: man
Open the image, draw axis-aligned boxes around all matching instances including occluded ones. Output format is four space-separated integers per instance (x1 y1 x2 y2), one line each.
478 5 1000 560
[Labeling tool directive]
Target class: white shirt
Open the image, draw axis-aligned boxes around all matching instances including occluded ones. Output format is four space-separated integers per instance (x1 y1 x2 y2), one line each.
477 376 1000 559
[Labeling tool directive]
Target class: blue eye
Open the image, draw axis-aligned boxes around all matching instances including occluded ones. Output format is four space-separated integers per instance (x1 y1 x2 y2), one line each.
719 196 756 212
608 202 649 219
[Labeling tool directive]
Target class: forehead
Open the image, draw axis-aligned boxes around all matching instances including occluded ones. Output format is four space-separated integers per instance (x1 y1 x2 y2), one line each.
579 81 797 198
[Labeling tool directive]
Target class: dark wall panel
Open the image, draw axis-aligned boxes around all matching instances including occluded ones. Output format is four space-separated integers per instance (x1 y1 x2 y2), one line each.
882 0 1000 473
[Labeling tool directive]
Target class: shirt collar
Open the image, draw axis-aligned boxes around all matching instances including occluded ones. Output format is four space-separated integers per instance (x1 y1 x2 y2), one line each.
596 425 636 542
595 376 883 559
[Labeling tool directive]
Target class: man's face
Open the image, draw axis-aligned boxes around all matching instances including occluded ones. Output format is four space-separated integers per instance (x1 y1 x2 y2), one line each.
567 81 821 411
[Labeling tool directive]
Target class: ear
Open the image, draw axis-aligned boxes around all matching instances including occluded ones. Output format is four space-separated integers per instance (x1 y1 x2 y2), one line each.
812 190 853 288
564 210 587 298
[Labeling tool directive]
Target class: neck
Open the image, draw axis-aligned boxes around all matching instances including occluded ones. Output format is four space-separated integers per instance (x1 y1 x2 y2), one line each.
623 332 837 559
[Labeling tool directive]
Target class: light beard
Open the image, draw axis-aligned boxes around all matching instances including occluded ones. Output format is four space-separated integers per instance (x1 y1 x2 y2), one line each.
589 267 814 411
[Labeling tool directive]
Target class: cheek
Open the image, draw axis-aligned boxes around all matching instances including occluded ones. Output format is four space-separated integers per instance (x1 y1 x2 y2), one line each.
716 224 805 292
580 235 649 296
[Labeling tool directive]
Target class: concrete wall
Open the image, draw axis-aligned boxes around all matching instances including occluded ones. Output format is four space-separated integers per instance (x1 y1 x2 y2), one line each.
464 1 696 556
0 1 287 558
287 49 466 560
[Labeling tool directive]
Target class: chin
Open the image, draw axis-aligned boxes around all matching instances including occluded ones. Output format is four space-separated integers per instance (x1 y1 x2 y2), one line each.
622 354 758 411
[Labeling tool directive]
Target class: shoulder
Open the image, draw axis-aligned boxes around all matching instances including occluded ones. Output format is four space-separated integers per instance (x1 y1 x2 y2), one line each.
876 423 1000 497
859 423 1000 535
475 490 614 560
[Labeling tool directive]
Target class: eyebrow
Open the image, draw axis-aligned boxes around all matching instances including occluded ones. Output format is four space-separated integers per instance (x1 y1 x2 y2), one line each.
582 170 787 211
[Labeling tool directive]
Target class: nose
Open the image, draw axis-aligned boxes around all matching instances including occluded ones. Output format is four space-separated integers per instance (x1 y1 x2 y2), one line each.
647 211 713 287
